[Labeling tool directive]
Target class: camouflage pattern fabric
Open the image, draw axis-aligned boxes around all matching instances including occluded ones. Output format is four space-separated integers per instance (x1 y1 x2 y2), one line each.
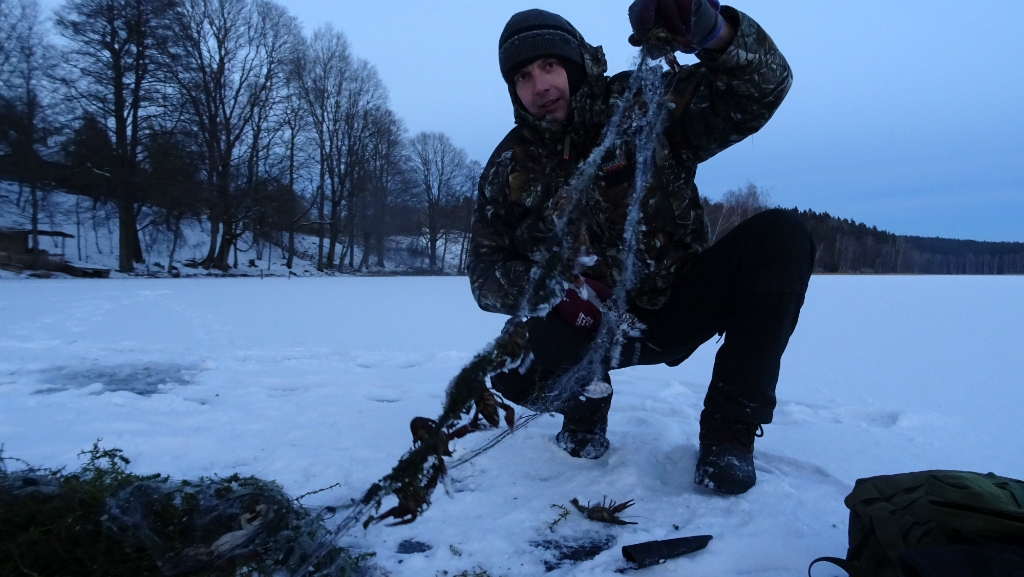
469 7 792 314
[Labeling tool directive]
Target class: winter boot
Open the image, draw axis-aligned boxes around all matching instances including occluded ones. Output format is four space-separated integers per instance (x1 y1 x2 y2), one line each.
694 409 763 495
556 418 609 459
555 376 613 459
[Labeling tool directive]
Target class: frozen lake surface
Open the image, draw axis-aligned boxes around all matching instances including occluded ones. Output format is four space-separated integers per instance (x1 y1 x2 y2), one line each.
1 275 1022 576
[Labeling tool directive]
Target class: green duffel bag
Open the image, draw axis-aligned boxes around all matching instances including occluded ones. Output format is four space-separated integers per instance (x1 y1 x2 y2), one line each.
809 470 1024 577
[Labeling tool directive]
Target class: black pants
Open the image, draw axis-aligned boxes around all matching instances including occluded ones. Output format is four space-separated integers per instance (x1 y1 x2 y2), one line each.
492 209 815 425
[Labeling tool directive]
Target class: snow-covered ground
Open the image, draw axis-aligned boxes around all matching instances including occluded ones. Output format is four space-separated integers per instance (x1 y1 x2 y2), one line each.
1 275 1022 576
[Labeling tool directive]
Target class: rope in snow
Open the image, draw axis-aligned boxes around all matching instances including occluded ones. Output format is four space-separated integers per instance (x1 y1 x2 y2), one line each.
447 412 544 470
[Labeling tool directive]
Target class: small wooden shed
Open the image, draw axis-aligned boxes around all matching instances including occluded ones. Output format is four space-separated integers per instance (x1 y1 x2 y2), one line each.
0 229 109 277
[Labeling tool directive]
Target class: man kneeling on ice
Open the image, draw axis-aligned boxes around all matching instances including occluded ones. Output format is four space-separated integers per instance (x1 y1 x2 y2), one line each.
468 0 813 495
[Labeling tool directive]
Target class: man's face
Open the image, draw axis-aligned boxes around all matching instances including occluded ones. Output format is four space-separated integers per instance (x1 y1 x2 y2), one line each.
513 57 571 124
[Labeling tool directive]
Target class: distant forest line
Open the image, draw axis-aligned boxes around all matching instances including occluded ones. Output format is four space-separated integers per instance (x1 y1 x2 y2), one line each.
703 184 1024 275
6 177 1022 277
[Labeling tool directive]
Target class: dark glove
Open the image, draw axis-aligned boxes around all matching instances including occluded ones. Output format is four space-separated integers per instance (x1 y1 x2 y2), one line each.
628 0 723 52
554 277 612 331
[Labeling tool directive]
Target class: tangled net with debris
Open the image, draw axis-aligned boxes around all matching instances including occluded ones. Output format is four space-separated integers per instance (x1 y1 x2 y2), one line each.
0 443 371 577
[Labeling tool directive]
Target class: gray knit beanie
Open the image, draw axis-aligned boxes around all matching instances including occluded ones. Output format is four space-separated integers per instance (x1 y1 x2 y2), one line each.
498 9 586 92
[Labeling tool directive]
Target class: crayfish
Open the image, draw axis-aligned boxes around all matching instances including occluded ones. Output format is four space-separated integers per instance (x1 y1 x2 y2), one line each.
374 389 515 527
367 456 444 527
409 389 515 459
449 388 515 440
362 320 529 530
570 497 638 526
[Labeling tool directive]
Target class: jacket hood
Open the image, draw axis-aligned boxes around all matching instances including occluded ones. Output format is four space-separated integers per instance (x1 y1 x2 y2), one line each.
509 36 610 143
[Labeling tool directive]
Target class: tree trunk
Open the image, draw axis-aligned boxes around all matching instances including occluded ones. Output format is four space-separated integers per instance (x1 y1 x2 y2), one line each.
457 231 468 274
427 227 438 270
346 213 355 270
30 184 40 270
440 230 449 273
214 217 234 271
375 233 385 268
204 215 220 269
132 219 144 264
75 195 83 262
316 181 325 271
358 230 371 271
116 195 137 273
287 227 295 269
326 228 337 268
167 217 181 273
326 187 340 268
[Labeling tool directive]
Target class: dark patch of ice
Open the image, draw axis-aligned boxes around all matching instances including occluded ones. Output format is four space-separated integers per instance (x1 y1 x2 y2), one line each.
32 363 201 396
396 539 432 554
531 534 616 571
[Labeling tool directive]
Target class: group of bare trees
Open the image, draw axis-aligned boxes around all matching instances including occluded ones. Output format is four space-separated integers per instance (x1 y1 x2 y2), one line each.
0 0 478 274
701 182 772 244
0 0 53 267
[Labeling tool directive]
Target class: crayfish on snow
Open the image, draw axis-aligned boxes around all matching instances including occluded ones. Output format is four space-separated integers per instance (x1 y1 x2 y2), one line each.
570 497 638 525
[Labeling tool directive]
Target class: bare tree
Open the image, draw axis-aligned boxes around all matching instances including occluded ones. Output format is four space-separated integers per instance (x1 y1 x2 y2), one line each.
358 105 407 270
0 0 21 84
452 159 480 274
278 61 315 270
0 0 55 268
294 29 391 272
233 11 301 270
703 182 772 244
160 0 300 271
335 60 386 270
294 24 351 271
54 0 174 272
408 131 471 271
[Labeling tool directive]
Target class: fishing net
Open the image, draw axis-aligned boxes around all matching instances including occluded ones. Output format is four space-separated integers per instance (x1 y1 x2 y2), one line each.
0 443 374 577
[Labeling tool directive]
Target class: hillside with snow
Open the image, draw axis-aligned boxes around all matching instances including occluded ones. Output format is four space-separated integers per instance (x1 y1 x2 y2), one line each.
0 184 469 278
1 275 1021 576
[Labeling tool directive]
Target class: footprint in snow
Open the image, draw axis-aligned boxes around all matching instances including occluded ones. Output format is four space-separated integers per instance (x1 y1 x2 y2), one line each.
755 450 850 490
352 352 435 370
774 401 902 429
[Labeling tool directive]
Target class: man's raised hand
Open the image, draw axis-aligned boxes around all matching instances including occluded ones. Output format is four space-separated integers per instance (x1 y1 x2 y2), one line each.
627 0 723 52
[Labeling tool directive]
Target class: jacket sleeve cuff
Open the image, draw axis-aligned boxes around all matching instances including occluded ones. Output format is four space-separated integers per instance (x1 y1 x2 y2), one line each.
695 7 763 69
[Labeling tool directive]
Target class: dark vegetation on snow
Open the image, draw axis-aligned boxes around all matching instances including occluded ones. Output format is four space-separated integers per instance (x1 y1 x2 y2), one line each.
0 443 372 577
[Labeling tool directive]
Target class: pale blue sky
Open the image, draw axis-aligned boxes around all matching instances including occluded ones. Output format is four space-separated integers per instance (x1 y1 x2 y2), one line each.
280 0 1022 242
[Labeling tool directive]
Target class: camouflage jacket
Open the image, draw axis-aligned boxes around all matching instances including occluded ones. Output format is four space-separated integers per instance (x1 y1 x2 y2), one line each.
469 7 792 315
